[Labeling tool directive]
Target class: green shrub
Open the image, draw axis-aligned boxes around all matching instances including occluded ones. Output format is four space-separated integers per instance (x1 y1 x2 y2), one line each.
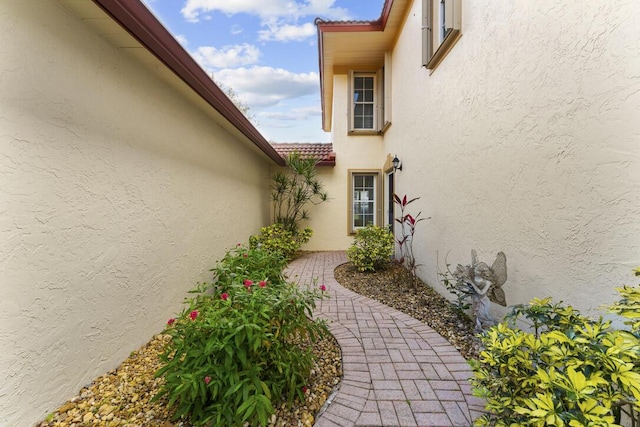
471 277 640 426
155 246 327 426
212 244 288 289
249 223 312 260
347 225 394 272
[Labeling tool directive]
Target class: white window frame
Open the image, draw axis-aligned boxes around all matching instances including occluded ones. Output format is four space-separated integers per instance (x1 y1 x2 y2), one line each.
348 170 382 234
422 0 461 70
348 68 389 134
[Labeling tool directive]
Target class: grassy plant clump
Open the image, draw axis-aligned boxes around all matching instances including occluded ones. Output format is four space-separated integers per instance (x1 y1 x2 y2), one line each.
347 224 394 272
155 245 327 426
471 271 640 426
249 224 312 260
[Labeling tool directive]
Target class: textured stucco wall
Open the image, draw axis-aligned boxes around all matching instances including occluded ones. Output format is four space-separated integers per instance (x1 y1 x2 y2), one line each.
298 74 386 251
0 2 272 425
384 1 640 319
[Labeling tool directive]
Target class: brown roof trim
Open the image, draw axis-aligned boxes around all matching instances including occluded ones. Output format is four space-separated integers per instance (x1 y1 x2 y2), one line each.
91 0 286 166
315 0 394 130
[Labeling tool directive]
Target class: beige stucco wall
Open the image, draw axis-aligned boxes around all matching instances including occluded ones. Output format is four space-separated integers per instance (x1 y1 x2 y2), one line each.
298 74 386 251
383 1 640 319
0 2 272 425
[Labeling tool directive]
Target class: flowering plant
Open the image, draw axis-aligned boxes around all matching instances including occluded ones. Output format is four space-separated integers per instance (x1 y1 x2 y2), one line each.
211 244 288 290
155 245 327 426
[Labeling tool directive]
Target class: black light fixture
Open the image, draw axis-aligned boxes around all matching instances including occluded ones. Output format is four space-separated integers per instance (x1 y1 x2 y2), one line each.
392 155 402 171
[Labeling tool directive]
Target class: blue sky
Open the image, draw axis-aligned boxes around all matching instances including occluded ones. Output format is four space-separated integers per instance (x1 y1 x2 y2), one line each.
142 0 385 143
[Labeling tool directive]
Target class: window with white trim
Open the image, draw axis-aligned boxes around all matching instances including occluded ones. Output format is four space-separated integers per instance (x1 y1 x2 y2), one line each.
348 66 389 133
422 0 461 70
348 171 381 233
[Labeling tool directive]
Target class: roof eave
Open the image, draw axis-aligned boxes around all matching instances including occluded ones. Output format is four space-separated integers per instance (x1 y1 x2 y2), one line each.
91 0 286 166
316 0 396 133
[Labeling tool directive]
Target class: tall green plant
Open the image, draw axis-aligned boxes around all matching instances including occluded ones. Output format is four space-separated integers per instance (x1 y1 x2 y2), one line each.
394 194 427 287
271 152 327 233
155 245 328 426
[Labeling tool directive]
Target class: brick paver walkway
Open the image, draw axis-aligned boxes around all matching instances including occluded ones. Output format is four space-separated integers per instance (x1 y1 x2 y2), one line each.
286 251 485 427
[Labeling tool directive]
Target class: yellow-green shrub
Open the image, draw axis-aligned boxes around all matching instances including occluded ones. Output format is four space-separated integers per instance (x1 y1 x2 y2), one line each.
472 273 640 426
249 224 312 260
347 225 394 272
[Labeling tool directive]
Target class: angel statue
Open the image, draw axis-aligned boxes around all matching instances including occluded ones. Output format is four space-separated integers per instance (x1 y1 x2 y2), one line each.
453 250 507 332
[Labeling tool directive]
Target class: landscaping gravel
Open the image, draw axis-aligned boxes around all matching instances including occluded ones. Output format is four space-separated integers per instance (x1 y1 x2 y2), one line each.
38 259 477 426
37 332 341 427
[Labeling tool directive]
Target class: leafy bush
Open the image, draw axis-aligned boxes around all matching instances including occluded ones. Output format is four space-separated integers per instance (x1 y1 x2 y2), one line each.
249 224 312 260
212 244 288 289
347 224 394 272
155 246 327 426
438 262 472 315
471 277 640 426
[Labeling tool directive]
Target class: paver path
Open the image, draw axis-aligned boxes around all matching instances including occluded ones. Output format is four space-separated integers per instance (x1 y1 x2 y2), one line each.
286 251 485 427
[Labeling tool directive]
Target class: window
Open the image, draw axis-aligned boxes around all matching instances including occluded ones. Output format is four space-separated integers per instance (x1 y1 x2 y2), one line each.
348 66 390 133
353 73 376 130
422 0 461 70
348 171 381 233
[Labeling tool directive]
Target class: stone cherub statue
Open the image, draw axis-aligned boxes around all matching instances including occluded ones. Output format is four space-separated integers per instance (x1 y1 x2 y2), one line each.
453 250 507 331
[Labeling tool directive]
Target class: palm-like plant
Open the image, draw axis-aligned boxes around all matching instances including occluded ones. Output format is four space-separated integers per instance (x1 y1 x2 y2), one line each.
271 151 328 233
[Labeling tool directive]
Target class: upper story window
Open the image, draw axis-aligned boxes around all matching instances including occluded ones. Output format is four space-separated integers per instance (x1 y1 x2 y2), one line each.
348 56 391 134
422 0 462 70
353 73 376 130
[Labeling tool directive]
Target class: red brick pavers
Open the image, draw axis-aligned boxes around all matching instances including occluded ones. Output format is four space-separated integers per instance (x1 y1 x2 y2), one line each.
286 252 485 427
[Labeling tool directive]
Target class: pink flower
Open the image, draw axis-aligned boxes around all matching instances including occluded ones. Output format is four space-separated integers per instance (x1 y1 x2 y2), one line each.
243 279 253 288
259 281 266 288
221 293 229 301
167 318 176 326
320 284 327 292
243 253 248 258
237 243 242 247
189 310 199 320
204 376 211 384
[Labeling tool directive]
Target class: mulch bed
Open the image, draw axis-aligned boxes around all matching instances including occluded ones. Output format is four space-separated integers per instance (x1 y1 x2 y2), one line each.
334 261 481 360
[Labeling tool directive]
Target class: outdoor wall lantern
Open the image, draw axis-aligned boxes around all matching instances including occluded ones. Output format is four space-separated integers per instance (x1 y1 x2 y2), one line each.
392 155 402 171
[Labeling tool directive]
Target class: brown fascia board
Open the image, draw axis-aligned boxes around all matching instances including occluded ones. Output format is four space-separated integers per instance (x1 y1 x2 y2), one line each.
315 0 394 130
91 0 286 166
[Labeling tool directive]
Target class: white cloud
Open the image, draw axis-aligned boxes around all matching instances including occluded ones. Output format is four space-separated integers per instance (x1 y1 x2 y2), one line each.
258 22 316 42
214 66 318 108
259 106 321 121
230 24 243 35
175 34 188 46
181 0 350 23
191 44 260 69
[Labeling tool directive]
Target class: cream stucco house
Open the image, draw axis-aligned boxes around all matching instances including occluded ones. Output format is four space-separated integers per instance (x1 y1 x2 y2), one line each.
307 0 640 325
3 0 640 425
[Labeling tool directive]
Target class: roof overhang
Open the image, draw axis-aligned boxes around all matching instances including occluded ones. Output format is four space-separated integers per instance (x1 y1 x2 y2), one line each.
59 0 286 166
271 143 336 167
316 0 410 132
